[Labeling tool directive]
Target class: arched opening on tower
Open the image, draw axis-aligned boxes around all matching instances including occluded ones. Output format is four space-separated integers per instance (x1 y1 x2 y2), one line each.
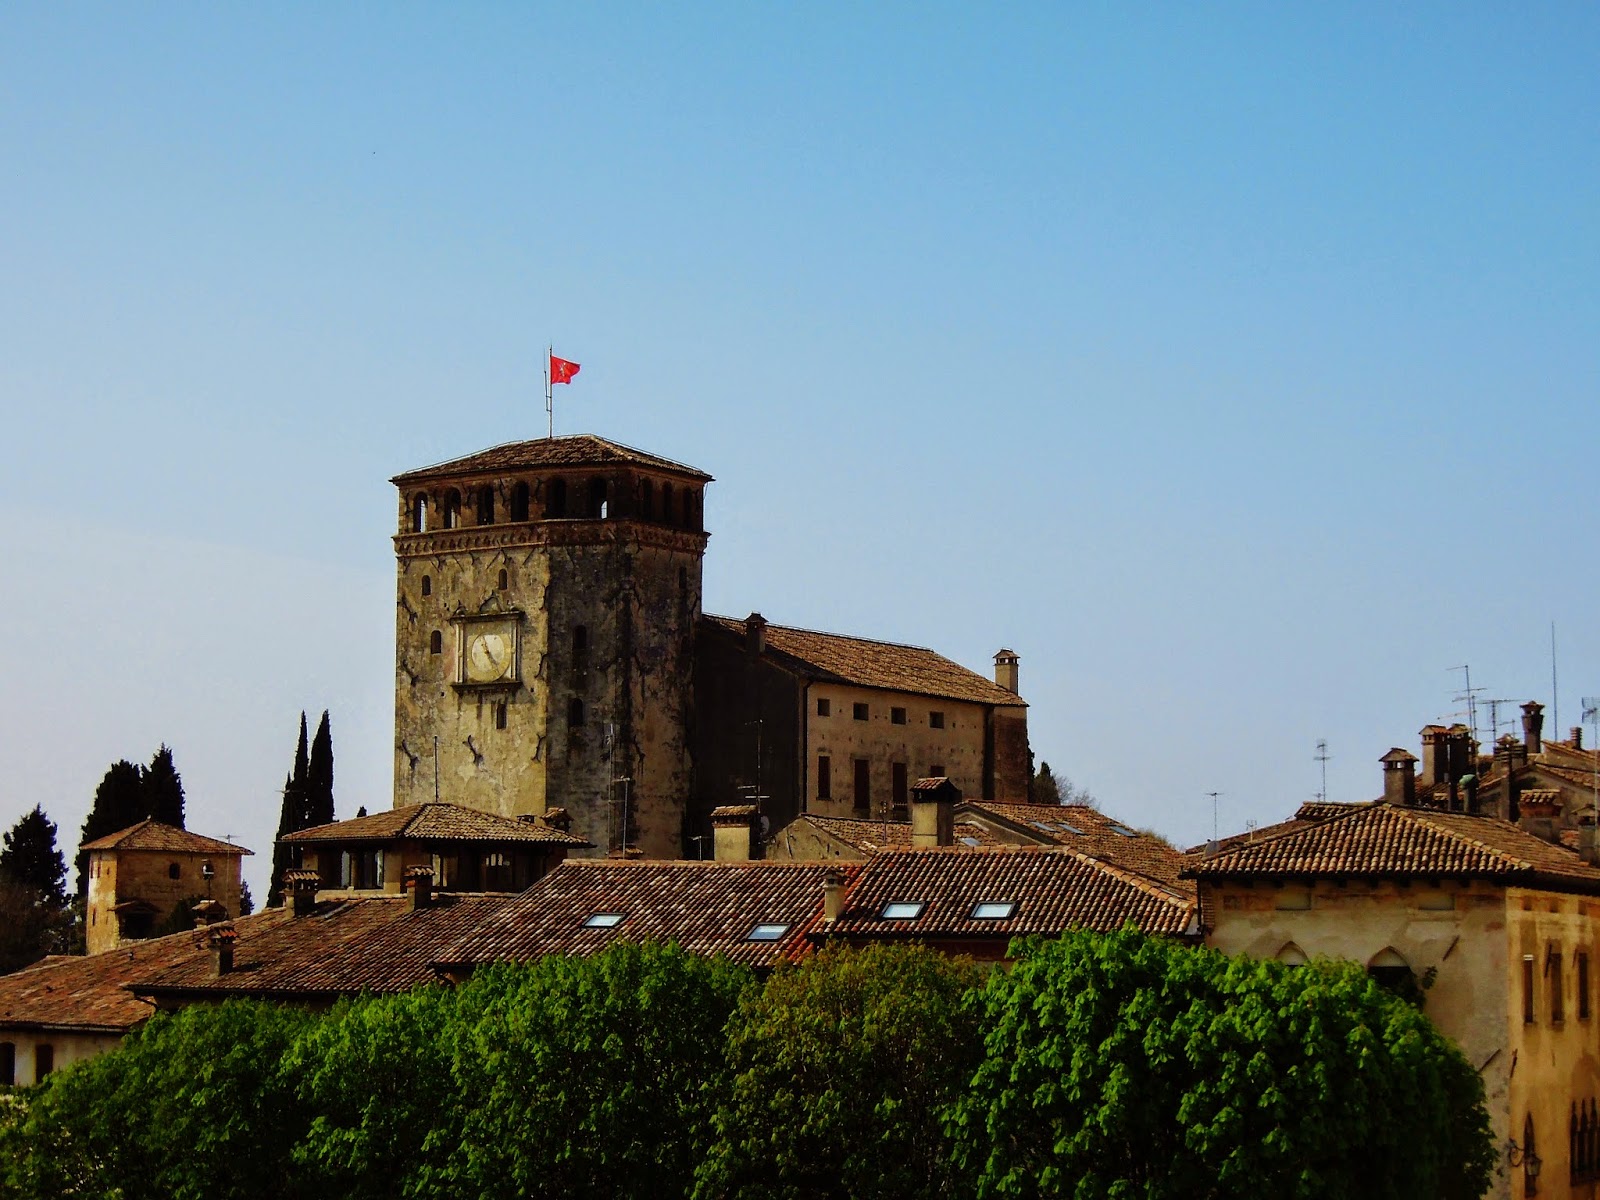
410 495 428 533
547 479 567 519
477 485 495 525
640 478 655 520
442 490 461 530
510 481 530 522
587 477 608 519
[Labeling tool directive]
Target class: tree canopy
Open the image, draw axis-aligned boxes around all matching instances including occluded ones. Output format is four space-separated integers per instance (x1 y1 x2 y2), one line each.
75 748 190 898
271 711 335 906
1 805 68 909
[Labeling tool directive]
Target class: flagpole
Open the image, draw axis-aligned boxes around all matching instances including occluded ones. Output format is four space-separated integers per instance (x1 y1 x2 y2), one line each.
545 344 553 439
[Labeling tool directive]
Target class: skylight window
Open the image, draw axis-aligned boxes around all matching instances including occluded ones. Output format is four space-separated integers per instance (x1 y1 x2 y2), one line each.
970 901 1017 920
880 901 926 920
1028 821 1055 833
747 923 790 941
960 837 982 848
1055 822 1084 835
583 913 625 928
1108 823 1138 838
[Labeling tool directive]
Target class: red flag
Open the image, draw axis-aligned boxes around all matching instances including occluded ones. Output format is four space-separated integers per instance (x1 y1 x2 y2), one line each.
550 354 581 385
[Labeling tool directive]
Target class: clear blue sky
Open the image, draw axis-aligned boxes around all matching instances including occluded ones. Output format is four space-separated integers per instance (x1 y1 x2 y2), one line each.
3 4 1596 896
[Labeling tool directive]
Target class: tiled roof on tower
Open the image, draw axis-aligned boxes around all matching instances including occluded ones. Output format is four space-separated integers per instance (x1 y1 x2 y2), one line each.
391 434 712 485
80 820 251 856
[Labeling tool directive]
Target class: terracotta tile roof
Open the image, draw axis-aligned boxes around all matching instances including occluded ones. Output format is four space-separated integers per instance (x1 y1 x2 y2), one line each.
702 615 1025 708
80 820 251 856
0 909 294 1034
958 803 1186 886
826 847 1196 940
1185 804 1600 892
131 895 515 1000
391 435 711 485
1295 800 1375 821
283 803 590 847
786 815 1007 854
436 860 861 969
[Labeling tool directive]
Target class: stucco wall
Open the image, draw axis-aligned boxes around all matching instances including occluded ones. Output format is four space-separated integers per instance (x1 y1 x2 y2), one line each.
85 847 244 956
0 1029 123 1087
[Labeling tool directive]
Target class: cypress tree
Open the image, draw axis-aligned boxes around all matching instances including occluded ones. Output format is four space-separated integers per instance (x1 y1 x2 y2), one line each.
142 744 186 828
76 760 145 899
269 713 311 907
307 710 335 829
1 805 69 909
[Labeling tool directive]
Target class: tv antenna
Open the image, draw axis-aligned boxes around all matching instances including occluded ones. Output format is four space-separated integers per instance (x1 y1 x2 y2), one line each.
1449 664 1485 749
1583 698 1599 822
1314 740 1330 803
1205 791 1222 841
1484 699 1517 742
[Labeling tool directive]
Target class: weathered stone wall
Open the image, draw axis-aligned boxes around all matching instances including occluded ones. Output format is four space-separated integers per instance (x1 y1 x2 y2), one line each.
394 471 706 860
85 848 243 955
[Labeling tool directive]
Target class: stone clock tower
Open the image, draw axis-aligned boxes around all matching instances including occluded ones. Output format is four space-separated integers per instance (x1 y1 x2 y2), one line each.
390 435 710 859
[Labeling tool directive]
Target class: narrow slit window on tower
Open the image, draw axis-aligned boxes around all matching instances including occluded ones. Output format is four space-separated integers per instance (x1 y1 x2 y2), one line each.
442 489 461 529
1580 951 1591 1020
640 479 655 519
477 484 495 525
547 479 567 518
430 630 443 655
817 755 831 799
568 698 585 728
497 568 508 591
574 625 589 652
410 494 428 533
510 481 530 522
421 575 431 597
494 701 508 730
1552 948 1565 1023
1524 955 1536 1023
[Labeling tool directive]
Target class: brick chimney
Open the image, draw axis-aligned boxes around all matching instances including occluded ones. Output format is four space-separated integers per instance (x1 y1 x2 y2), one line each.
209 925 237 976
711 805 761 862
910 777 960 847
1380 749 1418 807
1522 702 1545 755
191 898 227 927
745 612 767 658
285 869 320 917
540 807 572 833
1573 727 1585 751
993 649 1020 695
405 865 434 911
1419 725 1447 787
823 866 849 922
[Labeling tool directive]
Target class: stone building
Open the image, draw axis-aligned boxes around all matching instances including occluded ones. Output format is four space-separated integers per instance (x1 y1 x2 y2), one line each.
81 820 249 956
1188 770 1600 1200
390 435 1030 860
692 613 1029 848
390 435 710 859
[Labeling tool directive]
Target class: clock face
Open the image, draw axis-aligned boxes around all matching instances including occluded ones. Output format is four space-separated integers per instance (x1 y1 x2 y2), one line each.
465 630 514 683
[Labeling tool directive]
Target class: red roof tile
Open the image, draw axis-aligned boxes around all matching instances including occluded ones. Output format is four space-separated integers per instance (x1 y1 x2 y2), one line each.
702 615 1023 708
959 803 1186 887
80 820 251 856
1185 804 1600 892
0 909 293 1034
826 847 1196 940
785 815 1008 854
436 860 861 969
391 435 711 485
284 803 590 847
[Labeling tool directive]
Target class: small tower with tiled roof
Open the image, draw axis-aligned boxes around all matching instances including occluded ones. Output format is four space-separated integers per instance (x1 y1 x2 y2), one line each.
81 820 251 955
390 435 712 858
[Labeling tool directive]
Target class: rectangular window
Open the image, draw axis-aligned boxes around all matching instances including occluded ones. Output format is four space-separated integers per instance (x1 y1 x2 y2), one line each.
494 701 508 730
891 707 907 725
971 901 1018 920
0 1042 12 1087
929 764 944 778
34 1044 53 1080
1524 955 1536 1024
929 711 945 729
1552 949 1565 1023
1581 952 1591 1020
853 758 870 812
853 702 869 721
583 913 624 928
748 923 790 941
817 755 832 800
880 901 925 920
892 762 909 817
816 697 830 717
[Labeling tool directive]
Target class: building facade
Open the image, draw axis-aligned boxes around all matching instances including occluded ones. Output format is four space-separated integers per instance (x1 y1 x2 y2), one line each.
81 821 249 956
390 436 711 859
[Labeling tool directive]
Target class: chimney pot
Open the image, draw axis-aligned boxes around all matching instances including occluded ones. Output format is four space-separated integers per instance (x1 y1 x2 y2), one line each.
1522 702 1545 755
405 865 434 911
910 777 960 847
711 805 761 862
209 925 237 977
745 612 767 658
993 649 1020 695
1573 727 1585 751
540 807 572 833
1381 749 1418 807
823 867 848 922
285 869 320 917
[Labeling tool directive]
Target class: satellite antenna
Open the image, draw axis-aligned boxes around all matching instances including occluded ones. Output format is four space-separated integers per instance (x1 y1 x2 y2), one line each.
1314 740 1330 803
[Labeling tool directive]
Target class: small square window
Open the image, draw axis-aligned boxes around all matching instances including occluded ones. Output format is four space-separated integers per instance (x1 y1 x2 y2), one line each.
816 698 831 717
748 923 790 941
929 711 945 729
853 703 869 721
891 707 907 725
971 901 1017 920
583 913 624 928
880 901 926 920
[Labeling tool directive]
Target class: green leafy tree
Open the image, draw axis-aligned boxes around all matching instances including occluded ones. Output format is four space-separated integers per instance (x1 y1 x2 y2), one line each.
946 929 1496 1200
269 713 312 907
1030 760 1062 805
697 943 985 1200
306 710 335 829
2 999 314 1200
448 943 751 1199
142 744 186 828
